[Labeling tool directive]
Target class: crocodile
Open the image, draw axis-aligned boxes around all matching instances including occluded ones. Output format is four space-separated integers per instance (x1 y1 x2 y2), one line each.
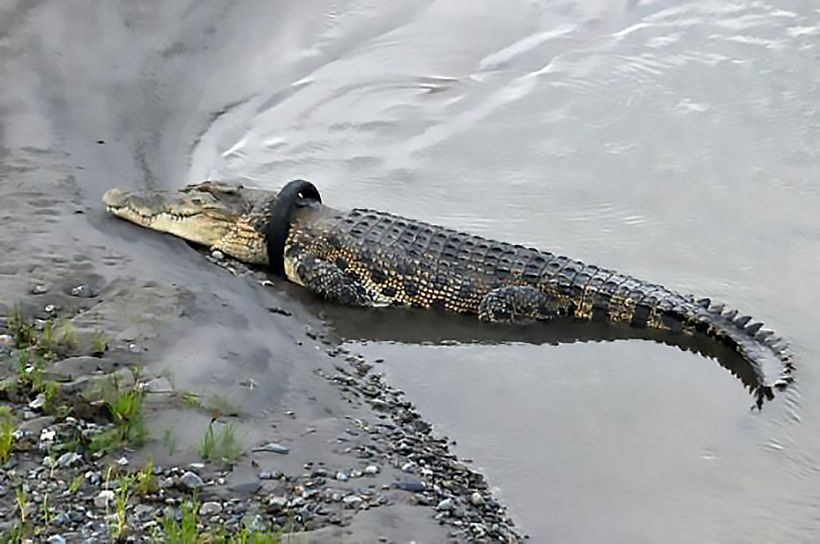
104 179 794 407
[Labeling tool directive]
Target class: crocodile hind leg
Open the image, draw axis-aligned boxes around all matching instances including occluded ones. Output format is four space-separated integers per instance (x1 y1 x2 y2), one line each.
478 285 555 324
289 254 373 306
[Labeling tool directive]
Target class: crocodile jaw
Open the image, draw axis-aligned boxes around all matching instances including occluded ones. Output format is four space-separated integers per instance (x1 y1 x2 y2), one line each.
103 187 239 248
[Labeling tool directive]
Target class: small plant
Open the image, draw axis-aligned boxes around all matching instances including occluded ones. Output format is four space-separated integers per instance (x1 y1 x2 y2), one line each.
135 459 159 496
8 305 34 349
39 319 54 356
163 426 177 456
113 476 129 539
68 474 83 494
15 486 27 525
0 407 13 465
92 329 107 356
182 391 201 408
200 421 216 461
41 493 52 526
161 497 199 544
89 381 146 454
200 420 243 465
59 318 76 350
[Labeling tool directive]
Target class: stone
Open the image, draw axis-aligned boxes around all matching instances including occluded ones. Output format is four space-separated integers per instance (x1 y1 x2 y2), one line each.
57 452 81 468
470 491 485 506
364 465 380 475
180 471 204 490
94 490 114 508
144 377 174 393
335 471 348 481
437 498 455 511
28 393 46 410
199 501 223 516
253 442 290 454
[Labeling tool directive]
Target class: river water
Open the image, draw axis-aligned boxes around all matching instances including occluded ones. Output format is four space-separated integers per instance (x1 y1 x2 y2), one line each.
5 0 820 542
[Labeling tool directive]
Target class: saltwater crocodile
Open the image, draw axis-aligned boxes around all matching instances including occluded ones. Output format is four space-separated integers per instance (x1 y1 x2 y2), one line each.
104 180 794 406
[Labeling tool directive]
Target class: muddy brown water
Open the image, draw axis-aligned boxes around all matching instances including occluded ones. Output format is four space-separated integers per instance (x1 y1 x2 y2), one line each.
3 0 820 542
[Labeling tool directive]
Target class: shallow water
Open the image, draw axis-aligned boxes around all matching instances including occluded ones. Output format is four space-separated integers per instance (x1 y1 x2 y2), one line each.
5 0 820 541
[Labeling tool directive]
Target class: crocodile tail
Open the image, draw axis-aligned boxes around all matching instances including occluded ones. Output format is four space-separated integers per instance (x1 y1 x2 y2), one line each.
651 295 795 408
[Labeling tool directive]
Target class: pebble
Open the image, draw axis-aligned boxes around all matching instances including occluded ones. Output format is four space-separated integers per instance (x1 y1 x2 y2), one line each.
47 536 65 544
117 456 128 466
144 377 174 393
70 285 93 297
253 442 290 455
94 490 114 508
401 462 415 473
0 334 11 346
57 452 81 468
199 501 223 516
335 472 348 482
31 284 49 294
437 498 455 511
44 304 56 313
364 465 380 475
342 495 363 508
268 496 287 511
180 471 204 490
470 492 485 506
211 250 225 260
28 393 46 410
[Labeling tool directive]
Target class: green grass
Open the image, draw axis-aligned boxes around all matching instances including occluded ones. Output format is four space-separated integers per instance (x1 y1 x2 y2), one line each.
135 459 159 496
68 473 83 494
59 318 76 350
162 426 177 456
200 420 243 465
157 498 284 544
0 407 13 465
7 306 34 349
92 329 107 356
90 384 146 454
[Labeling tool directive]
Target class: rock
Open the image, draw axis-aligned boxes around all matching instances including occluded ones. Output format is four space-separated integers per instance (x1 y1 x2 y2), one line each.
134 504 154 521
144 377 174 393
364 465 380 475
180 471 203 490
268 495 287 512
18 416 56 435
70 285 93 297
252 442 290 454
117 456 128 466
470 491 485 506
343 495 362 508
31 285 49 295
199 501 223 516
0 334 11 346
28 393 46 410
94 490 114 508
211 250 225 260
401 462 415 473
335 472 348 482
437 498 455 511
57 452 81 468
394 481 425 492
47 536 65 544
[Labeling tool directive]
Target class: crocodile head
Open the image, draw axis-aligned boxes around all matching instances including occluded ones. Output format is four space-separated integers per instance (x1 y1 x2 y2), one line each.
103 181 276 264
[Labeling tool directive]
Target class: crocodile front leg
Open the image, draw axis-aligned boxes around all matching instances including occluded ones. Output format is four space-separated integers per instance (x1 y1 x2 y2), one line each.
478 286 556 324
286 252 373 307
